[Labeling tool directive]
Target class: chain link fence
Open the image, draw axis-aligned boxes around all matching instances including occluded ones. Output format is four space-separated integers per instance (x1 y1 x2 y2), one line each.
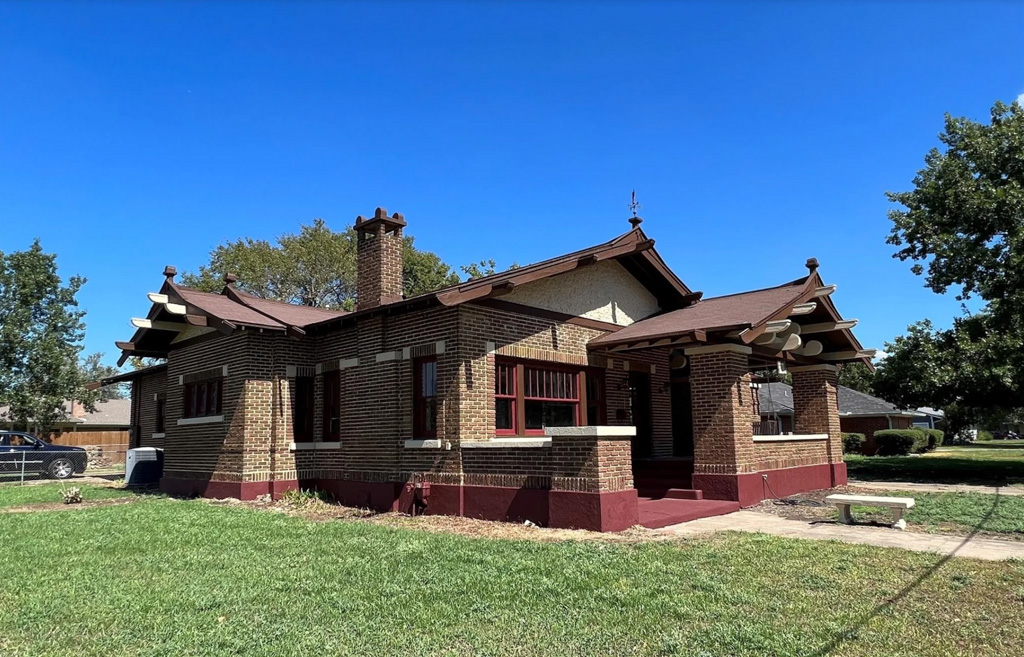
0 445 127 485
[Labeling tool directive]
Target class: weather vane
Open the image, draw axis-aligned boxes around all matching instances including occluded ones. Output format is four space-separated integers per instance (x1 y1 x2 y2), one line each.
628 190 643 228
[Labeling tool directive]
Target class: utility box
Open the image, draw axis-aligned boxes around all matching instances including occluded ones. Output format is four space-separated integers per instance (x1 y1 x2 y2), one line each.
125 447 164 486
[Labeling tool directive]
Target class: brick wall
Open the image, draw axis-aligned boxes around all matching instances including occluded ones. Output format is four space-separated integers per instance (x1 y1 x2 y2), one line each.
841 415 912 454
791 365 843 464
754 439 829 471
687 346 756 475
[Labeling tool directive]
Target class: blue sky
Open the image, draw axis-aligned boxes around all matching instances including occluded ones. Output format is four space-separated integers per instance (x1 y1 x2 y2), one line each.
1 1 1021 367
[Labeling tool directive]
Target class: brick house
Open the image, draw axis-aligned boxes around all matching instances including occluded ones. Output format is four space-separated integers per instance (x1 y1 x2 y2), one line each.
100 208 873 531
756 382 915 454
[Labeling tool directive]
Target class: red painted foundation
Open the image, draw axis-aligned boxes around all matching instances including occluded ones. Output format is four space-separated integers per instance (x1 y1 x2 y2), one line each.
161 476 640 531
160 477 298 501
693 462 842 507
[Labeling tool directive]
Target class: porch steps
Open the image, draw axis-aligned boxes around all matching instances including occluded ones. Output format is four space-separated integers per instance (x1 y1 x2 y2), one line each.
636 497 741 530
636 487 704 500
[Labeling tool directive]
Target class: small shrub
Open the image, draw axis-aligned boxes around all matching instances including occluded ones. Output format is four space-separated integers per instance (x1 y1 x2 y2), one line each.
923 429 944 451
61 487 82 505
976 430 994 442
842 433 865 454
874 429 927 456
280 488 331 507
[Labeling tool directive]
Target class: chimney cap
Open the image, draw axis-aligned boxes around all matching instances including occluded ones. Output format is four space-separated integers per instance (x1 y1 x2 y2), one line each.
355 207 407 234
163 265 177 279
805 257 819 273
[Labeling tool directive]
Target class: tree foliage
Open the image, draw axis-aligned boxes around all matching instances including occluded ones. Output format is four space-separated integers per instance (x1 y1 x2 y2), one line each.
460 259 520 280
79 352 126 400
837 363 875 395
880 100 1024 429
0 241 98 431
181 219 462 309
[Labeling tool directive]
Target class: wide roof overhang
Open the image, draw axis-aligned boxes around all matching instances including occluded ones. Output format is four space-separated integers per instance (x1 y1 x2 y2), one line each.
587 261 874 369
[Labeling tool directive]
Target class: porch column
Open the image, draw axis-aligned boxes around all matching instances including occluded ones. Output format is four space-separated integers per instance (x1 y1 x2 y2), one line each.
684 344 759 504
790 364 846 486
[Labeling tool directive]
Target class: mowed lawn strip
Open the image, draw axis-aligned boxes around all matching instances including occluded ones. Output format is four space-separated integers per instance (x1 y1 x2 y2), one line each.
846 444 1024 486
0 482 136 508
2 499 1023 657
838 490 1024 537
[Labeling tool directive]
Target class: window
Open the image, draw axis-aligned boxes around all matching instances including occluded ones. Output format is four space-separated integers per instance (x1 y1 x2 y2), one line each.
414 356 438 438
322 370 340 441
183 379 222 418
156 397 166 433
495 359 598 436
494 361 517 435
294 376 315 442
524 365 579 431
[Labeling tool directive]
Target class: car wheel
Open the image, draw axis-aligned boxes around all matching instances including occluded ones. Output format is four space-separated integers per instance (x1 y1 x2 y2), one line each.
49 458 74 480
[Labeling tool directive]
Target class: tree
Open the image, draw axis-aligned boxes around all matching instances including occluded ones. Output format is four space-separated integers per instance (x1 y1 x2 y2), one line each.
0 241 98 432
837 363 875 395
460 259 521 280
180 219 461 309
887 100 1024 325
79 353 126 400
880 99 1024 427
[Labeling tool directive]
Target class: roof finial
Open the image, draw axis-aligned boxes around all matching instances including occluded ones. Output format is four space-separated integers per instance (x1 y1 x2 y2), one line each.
628 190 643 228
163 265 177 279
224 272 238 285
805 257 819 273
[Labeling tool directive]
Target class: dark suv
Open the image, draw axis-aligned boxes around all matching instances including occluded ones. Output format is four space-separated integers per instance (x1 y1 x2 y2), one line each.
0 431 88 479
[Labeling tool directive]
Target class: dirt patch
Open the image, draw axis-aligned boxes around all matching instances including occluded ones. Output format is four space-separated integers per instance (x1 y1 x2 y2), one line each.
206 495 671 545
1 496 141 514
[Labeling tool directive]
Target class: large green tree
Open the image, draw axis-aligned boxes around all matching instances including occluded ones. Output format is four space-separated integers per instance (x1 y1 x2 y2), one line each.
79 352 126 400
0 241 98 431
881 100 1024 430
181 219 463 309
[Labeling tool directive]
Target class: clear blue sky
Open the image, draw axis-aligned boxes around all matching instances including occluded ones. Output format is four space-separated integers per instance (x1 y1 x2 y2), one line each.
1 1 1022 367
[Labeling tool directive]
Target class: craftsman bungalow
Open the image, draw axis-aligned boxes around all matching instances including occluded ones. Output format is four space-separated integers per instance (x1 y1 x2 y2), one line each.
101 208 873 531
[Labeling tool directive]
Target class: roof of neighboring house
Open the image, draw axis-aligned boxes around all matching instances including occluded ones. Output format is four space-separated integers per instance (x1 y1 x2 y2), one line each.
0 398 131 427
757 383 916 418
914 406 945 419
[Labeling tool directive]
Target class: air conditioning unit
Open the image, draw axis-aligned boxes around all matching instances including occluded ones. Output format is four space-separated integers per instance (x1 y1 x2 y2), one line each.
125 447 164 486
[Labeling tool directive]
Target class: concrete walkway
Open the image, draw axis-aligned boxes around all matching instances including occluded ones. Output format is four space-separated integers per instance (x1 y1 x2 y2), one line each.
659 511 1024 561
848 480 1024 496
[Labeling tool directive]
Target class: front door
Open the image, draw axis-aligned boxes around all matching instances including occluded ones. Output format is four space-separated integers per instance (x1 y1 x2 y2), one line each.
629 371 653 459
671 377 695 458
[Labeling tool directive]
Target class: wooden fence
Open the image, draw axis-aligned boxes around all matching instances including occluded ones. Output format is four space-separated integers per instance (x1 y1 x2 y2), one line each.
45 429 130 465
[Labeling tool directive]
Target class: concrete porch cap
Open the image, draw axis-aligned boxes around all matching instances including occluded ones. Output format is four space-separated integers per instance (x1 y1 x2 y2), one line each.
544 426 637 438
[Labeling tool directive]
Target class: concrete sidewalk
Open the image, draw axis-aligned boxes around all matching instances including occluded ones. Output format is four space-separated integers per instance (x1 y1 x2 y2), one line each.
848 480 1024 496
659 511 1024 561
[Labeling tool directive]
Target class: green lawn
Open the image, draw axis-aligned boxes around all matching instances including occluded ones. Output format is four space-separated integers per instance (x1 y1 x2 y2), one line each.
0 482 136 508
2 498 1024 656
846 444 1024 486
848 490 1024 537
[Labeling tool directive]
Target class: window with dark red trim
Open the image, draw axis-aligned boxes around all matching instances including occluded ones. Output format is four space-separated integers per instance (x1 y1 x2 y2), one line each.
414 357 438 438
495 359 602 436
322 370 340 441
495 361 517 435
183 379 222 418
293 376 315 442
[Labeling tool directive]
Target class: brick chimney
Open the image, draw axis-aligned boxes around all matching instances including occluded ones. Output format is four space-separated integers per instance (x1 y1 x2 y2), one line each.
355 207 406 310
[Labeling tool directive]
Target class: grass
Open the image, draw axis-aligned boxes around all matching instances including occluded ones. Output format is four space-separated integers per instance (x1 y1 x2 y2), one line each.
0 482 136 508
846 490 1024 537
2 498 1024 656
846 444 1024 486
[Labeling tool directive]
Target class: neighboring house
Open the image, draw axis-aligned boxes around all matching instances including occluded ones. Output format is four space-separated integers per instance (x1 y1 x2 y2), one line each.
912 407 945 430
0 398 132 462
756 382 916 453
97 209 873 531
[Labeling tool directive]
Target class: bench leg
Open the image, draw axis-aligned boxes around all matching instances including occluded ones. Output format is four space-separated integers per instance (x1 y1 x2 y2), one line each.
837 504 853 525
890 508 907 530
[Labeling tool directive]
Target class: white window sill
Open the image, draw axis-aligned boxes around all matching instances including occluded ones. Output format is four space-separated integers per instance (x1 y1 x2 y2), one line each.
544 426 637 438
753 433 828 443
463 437 552 448
404 439 443 449
176 415 224 426
151 433 166 439
290 441 342 451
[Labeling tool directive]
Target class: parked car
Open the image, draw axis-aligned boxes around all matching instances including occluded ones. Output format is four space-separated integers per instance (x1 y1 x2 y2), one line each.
993 430 1020 440
0 431 88 479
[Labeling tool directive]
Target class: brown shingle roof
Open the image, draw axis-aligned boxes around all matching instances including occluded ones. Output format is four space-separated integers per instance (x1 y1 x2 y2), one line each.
589 278 807 347
229 289 348 328
176 288 286 329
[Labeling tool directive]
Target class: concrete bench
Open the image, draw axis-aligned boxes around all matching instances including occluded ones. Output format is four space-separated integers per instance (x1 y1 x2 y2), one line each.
825 494 915 530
